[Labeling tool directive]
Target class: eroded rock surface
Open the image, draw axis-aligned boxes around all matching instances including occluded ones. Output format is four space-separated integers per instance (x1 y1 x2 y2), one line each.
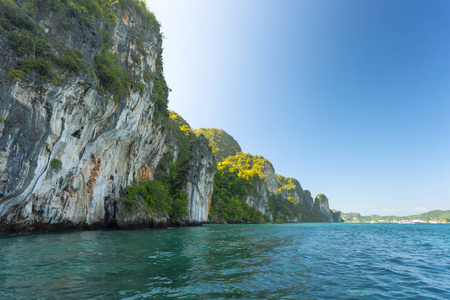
0 4 175 231
314 194 334 222
183 135 215 224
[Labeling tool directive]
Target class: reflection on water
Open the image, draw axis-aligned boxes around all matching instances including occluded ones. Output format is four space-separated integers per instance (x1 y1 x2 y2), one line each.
0 223 449 299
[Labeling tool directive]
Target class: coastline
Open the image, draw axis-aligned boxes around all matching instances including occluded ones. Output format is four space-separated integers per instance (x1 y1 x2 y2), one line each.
0 219 344 236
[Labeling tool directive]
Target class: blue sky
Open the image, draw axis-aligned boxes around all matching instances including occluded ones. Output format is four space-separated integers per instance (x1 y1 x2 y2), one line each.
147 0 450 216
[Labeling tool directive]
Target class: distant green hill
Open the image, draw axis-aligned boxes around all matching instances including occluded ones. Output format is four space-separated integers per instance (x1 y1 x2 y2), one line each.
340 212 362 221
341 210 450 222
194 128 241 161
412 210 450 221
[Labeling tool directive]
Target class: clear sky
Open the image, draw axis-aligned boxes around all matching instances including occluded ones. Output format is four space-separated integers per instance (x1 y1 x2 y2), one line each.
146 0 450 216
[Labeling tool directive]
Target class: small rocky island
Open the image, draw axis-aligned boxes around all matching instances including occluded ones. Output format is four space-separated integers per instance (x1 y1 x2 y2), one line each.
0 0 341 234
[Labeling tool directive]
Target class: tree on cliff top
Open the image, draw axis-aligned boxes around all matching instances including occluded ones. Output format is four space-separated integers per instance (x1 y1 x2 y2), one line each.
194 128 241 161
315 194 329 203
275 174 304 204
218 152 270 182
168 111 197 164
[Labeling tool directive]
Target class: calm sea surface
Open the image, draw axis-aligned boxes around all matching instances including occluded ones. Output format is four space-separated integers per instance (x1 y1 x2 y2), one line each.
0 223 449 299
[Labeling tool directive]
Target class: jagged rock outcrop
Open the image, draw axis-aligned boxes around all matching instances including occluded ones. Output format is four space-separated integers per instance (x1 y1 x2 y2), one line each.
263 161 278 195
314 194 334 222
182 135 215 224
276 175 304 205
303 190 314 208
244 159 276 216
0 2 182 231
246 179 270 215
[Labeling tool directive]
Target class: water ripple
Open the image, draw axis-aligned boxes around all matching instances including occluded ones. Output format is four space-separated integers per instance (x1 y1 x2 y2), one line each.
0 223 449 299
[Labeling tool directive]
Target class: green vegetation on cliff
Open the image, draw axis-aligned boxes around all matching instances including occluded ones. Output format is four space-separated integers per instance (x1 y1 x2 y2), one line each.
209 167 266 223
1 0 163 104
1 1 336 224
0 0 36 31
167 111 197 163
194 128 241 161
218 152 268 181
268 193 300 222
26 0 158 29
268 192 329 222
94 51 130 102
209 152 332 223
49 158 62 172
276 174 303 203
273 174 329 222
123 176 188 219
315 194 329 203
209 152 269 223
151 34 170 118
1 0 88 80
122 112 197 219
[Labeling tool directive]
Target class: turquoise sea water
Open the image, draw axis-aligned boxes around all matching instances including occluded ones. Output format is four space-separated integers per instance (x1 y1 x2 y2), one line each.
0 223 449 299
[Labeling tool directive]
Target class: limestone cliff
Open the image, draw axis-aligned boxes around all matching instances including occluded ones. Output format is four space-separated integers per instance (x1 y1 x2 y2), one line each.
0 1 340 232
0 1 213 232
207 151 339 223
244 160 277 216
245 179 270 215
276 175 304 205
263 161 278 195
182 135 215 224
314 194 334 222
303 190 314 208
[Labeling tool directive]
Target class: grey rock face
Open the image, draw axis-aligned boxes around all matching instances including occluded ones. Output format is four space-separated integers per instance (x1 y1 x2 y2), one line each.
182 135 215 224
315 194 334 222
263 161 278 195
245 179 269 215
244 159 278 216
303 190 314 208
278 177 303 204
0 6 171 228
290 178 303 205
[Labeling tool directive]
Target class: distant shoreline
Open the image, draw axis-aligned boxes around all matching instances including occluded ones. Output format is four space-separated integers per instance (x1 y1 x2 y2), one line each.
338 209 450 223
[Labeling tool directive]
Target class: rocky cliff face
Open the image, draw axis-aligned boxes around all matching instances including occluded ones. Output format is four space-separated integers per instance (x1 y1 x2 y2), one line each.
314 194 334 222
277 175 303 205
290 179 303 205
0 1 340 231
182 135 215 224
244 159 277 216
0 1 213 232
303 190 314 208
245 179 270 215
263 161 278 195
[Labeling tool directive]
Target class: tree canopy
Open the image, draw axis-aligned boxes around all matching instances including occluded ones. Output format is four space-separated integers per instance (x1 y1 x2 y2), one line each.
194 128 241 161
